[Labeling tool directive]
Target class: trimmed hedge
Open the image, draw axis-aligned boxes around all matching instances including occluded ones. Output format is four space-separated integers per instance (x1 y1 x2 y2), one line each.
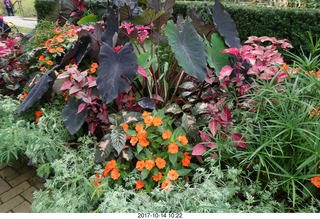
174 1 320 54
35 0 57 21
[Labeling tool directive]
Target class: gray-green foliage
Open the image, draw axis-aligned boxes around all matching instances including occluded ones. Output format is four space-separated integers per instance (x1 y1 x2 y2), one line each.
31 137 97 213
0 95 29 164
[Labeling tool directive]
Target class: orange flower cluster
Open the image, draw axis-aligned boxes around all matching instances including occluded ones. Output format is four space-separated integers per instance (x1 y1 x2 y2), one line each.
311 176 320 188
90 62 99 74
35 110 42 123
123 120 151 148
103 160 120 180
307 69 320 81
181 152 192 167
310 106 320 117
19 92 28 102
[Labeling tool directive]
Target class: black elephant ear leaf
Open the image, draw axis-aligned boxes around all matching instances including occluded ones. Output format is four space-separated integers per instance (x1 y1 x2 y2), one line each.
212 0 241 49
165 19 207 82
101 7 119 47
97 43 138 104
189 8 216 39
16 69 57 114
61 98 88 135
114 0 138 9
147 0 175 31
138 97 155 110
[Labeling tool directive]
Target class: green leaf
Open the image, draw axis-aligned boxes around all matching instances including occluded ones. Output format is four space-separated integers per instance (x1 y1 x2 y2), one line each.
179 82 197 90
177 169 192 176
137 144 143 154
165 19 207 82
141 168 150 180
205 33 231 75
132 9 165 25
169 153 177 167
181 113 197 132
144 148 153 158
137 51 157 69
77 15 101 25
111 129 126 156
125 129 137 136
165 103 182 114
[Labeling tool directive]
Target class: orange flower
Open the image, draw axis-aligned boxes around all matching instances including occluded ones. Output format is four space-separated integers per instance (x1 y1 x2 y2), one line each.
91 62 99 68
130 136 138 146
47 60 54 66
35 110 42 123
152 116 163 127
168 142 178 154
310 107 320 117
122 123 129 130
90 67 97 73
162 130 171 140
72 64 78 69
167 170 179 181
135 124 144 132
152 172 163 182
137 129 147 139
311 176 320 188
136 180 144 190
44 39 53 47
38 55 46 61
56 37 64 43
161 180 172 191
48 48 56 53
19 92 28 102
142 111 151 118
181 157 190 167
103 160 117 176
282 64 289 70
155 157 166 169
40 66 45 71
145 159 155 171
110 168 120 180
177 136 188 145
126 134 131 140
136 160 145 171
144 116 153 126
57 47 64 53
139 137 149 147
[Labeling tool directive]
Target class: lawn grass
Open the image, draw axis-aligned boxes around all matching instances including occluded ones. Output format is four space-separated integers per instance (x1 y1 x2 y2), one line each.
1 0 36 17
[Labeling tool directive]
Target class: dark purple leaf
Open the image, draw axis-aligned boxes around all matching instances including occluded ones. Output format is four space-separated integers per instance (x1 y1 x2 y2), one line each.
189 8 215 39
62 98 88 135
138 97 155 110
212 0 241 48
97 43 138 104
17 69 57 114
101 7 119 47
147 0 175 31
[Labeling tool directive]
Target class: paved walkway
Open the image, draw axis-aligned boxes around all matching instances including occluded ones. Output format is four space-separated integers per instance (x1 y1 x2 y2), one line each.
3 16 37 29
0 160 44 213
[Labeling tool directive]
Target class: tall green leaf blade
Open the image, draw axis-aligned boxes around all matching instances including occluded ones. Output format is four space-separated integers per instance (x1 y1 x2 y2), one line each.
205 33 232 75
165 19 207 82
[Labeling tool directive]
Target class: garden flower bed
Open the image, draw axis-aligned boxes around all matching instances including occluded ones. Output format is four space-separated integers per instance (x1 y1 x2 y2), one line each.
0 0 319 213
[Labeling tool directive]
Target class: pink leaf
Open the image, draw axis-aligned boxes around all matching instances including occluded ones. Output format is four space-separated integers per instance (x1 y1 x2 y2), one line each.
231 133 247 149
221 48 240 55
69 85 81 94
192 144 207 155
219 66 233 81
199 131 213 142
137 66 147 78
60 80 73 91
209 119 219 137
77 103 86 114
87 75 97 87
220 106 232 123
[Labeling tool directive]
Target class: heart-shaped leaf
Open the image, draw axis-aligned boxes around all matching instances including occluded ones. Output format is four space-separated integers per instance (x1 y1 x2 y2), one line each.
205 33 232 75
132 9 165 25
189 8 215 39
17 69 57 114
165 19 207 82
114 0 137 9
212 0 241 49
147 0 175 30
97 43 138 104
62 98 88 135
101 7 119 47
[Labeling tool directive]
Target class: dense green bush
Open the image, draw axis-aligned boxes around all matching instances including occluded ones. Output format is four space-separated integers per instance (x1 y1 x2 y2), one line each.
35 0 57 20
174 1 320 55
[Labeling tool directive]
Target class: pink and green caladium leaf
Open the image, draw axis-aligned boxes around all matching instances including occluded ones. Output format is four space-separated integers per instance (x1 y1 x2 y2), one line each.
205 33 232 76
165 19 207 82
97 42 138 104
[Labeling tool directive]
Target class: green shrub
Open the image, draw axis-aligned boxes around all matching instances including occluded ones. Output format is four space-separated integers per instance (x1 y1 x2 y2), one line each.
174 1 320 55
34 0 57 20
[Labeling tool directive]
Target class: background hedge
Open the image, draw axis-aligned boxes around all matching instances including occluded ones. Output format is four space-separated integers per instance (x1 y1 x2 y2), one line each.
174 1 320 55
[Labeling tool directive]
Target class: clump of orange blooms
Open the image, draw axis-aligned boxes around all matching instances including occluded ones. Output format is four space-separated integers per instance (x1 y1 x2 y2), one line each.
92 110 195 192
310 165 320 188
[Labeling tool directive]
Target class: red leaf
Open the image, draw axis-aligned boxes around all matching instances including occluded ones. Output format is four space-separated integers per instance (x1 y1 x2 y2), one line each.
192 144 207 155
231 133 247 149
220 106 232 123
60 80 73 91
77 103 86 114
209 119 218 137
